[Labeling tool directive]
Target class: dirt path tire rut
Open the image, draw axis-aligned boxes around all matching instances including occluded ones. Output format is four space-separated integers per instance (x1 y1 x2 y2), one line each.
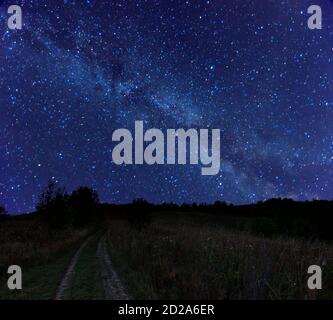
55 236 92 300
97 234 130 300
55 232 130 300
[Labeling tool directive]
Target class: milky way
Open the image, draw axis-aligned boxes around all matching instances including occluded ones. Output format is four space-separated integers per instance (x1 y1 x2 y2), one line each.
0 0 332 213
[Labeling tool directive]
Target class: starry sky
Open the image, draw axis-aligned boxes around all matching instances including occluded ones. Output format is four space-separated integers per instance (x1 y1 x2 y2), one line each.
0 0 332 213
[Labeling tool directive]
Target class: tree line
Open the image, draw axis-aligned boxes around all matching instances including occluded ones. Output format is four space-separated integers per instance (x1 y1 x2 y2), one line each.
1 184 333 240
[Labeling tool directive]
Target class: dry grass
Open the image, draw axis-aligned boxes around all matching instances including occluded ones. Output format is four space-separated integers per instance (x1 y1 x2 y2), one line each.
107 218 333 300
0 219 89 269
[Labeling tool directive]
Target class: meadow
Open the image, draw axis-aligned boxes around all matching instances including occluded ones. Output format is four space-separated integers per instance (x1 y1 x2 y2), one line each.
0 218 89 268
106 213 333 300
0 216 90 299
0 207 332 300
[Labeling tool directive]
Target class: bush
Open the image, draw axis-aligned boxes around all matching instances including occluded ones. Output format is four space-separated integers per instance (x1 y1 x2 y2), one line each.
127 198 152 230
249 217 278 236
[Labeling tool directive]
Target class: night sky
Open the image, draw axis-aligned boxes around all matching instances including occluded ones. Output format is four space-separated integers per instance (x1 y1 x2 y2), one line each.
0 0 332 213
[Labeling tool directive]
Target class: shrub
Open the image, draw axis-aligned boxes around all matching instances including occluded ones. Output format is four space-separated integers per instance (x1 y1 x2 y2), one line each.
249 217 278 236
127 198 152 230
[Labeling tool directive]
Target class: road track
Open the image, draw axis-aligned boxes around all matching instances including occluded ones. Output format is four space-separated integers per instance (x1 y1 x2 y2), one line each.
55 232 130 300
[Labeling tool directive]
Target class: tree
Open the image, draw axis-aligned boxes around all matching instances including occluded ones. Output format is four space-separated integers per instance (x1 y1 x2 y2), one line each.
36 181 71 228
36 181 57 213
0 205 8 222
0 206 7 215
36 182 101 228
68 187 99 226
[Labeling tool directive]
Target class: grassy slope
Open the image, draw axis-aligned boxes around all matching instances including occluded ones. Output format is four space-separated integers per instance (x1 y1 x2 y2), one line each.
0 219 92 300
1 213 332 300
0 231 106 300
106 216 333 300
0 243 78 300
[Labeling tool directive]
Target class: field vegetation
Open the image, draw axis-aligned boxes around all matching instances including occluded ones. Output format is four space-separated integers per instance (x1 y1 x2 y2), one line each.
1 185 333 300
107 214 333 300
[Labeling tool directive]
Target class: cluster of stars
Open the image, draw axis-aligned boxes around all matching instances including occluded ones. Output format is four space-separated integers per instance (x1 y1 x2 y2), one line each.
0 0 332 213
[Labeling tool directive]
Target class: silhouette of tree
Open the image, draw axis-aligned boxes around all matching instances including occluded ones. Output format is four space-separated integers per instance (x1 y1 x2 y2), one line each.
0 205 8 223
213 201 228 210
36 183 100 228
36 181 71 228
68 187 100 226
36 181 57 212
0 206 6 215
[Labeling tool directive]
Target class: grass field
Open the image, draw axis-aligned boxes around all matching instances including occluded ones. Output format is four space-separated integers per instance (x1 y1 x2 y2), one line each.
0 219 89 268
0 213 332 300
106 214 333 300
0 218 91 299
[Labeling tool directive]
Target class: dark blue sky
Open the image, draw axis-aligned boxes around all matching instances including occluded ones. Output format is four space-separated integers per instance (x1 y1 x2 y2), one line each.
0 0 332 213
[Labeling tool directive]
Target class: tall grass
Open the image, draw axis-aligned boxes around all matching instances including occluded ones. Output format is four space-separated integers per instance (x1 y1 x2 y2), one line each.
0 219 91 299
107 218 333 300
0 219 89 269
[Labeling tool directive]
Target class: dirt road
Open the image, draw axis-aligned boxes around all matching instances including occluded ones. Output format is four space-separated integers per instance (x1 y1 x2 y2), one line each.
97 234 130 300
55 232 130 300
